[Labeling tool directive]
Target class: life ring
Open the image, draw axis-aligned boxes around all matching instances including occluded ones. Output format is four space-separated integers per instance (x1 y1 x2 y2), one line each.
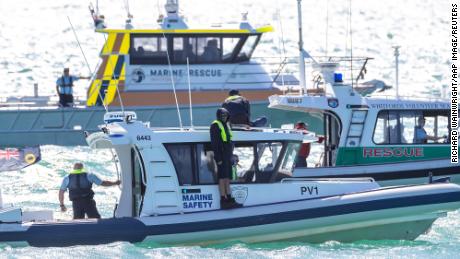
24 153 36 164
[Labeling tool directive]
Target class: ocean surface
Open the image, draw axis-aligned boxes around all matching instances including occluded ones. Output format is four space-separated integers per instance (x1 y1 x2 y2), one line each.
0 0 457 258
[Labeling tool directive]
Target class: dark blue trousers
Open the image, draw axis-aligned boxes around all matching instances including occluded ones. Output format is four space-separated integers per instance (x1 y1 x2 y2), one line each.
72 198 101 219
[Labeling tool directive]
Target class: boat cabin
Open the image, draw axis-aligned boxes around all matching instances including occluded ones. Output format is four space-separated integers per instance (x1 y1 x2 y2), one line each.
88 113 322 217
86 0 278 108
270 62 452 167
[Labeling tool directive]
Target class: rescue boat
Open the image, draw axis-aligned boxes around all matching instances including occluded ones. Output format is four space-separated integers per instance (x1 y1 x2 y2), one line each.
269 60 458 186
0 0 311 147
0 111 459 247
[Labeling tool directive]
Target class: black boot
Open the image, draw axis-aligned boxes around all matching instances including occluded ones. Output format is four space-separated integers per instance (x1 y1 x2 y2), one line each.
220 196 231 210
228 197 236 203
227 196 243 209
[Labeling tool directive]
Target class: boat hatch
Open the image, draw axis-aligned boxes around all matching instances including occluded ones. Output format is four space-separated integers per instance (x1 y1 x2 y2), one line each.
164 140 300 186
129 33 262 65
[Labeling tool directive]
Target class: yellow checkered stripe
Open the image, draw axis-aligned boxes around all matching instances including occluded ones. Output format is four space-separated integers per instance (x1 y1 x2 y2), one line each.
87 32 129 106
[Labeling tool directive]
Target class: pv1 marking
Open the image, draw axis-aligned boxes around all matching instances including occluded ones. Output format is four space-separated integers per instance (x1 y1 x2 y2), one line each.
301 186 319 195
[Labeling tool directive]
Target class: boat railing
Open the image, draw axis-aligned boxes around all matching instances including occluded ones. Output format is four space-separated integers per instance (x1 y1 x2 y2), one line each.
281 177 375 183
246 56 377 94
369 94 449 102
148 125 308 135
0 94 87 110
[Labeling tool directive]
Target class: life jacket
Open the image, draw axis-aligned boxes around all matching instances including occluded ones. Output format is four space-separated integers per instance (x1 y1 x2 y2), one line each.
225 95 243 102
58 76 74 95
68 169 94 201
212 120 232 142
223 95 250 125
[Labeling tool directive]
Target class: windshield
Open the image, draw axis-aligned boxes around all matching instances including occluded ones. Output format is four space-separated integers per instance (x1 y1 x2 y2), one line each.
232 141 300 183
130 34 261 64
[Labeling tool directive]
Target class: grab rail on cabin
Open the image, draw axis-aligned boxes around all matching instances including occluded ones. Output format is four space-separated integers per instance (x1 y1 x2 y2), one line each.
281 177 375 183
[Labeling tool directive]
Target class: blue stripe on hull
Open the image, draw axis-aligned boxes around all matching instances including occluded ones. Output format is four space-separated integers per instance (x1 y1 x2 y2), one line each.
1 191 459 247
301 165 460 181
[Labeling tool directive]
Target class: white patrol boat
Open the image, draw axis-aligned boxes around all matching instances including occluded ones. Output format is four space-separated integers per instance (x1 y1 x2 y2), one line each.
269 60 457 186
0 111 459 247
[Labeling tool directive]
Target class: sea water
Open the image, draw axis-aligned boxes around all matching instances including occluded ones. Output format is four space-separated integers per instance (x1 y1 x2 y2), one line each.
0 0 457 257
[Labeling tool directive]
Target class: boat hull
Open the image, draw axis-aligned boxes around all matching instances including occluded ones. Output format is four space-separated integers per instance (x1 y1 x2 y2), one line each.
294 159 460 186
1 183 459 247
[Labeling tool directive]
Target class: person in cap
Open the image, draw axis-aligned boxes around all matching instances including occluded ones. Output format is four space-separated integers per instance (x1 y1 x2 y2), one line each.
58 162 120 219
55 68 90 107
210 108 242 209
413 117 445 144
222 89 267 127
222 89 251 125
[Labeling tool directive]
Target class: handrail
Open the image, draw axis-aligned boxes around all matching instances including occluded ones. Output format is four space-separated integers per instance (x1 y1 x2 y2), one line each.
280 177 375 183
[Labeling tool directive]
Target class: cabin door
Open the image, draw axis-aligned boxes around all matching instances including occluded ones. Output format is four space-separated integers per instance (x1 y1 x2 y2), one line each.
131 148 145 217
323 113 341 166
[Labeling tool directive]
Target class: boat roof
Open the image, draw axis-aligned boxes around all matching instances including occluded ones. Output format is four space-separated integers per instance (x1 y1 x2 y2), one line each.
360 96 450 111
89 122 315 149
148 126 314 142
96 26 274 34
270 92 450 114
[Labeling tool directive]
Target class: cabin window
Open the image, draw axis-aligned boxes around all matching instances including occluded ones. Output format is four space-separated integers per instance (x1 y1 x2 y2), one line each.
257 142 282 171
165 143 217 185
196 144 216 184
165 144 194 185
236 35 259 62
256 142 283 182
279 143 300 174
435 115 449 139
373 110 450 145
222 37 239 61
196 37 221 63
130 36 168 64
233 145 256 182
130 34 261 64
173 37 197 63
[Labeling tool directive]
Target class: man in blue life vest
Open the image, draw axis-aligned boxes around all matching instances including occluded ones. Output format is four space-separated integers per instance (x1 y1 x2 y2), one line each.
58 162 120 219
210 108 242 209
222 89 267 127
55 67 90 107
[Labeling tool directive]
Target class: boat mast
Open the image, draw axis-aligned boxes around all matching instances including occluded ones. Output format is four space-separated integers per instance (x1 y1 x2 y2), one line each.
297 0 307 93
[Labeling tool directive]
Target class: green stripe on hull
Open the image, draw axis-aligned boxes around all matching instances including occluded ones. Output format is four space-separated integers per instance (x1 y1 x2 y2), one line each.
335 146 450 166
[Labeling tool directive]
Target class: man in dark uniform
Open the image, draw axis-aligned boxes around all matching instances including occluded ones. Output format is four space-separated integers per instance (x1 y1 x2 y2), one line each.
58 162 120 219
222 89 251 125
222 89 267 127
210 108 242 209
